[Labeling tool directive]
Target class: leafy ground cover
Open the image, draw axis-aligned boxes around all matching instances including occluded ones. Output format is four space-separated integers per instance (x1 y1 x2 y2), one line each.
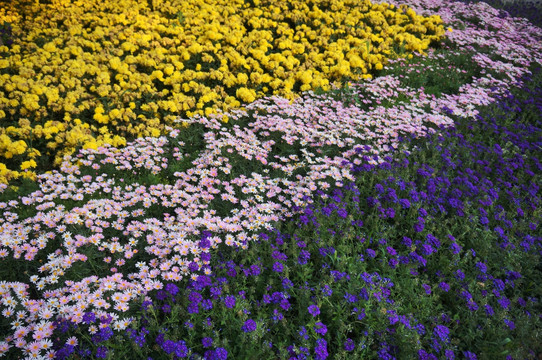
0 0 541 358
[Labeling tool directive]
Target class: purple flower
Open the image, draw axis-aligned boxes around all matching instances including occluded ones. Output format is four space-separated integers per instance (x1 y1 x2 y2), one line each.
196 274 212 289
414 219 425 233
156 333 165 346
314 338 328 360
422 244 434 256
162 340 176 354
357 308 366 320
308 304 320 317
493 278 506 291
344 292 357 303
96 346 108 359
385 208 395 218
504 318 515 330
199 238 211 249
273 262 284 273
82 312 96 324
201 299 213 310
498 297 511 309
344 338 355 351
426 234 441 248
165 283 179 296
434 325 450 342
484 304 495 317
337 208 348 218
463 351 477 360
298 326 309 340
226 267 237 277
95 327 113 342
422 284 431 295
450 243 462 254
416 324 426 335
386 247 397 256
455 270 465 281
215 347 228 360
439 282 450 292
399 198 411 208
280 299 291 311
271 309 283 323
242 319 257 333
315 321 327 335
388 312 399 325
174 340 188 358
201 252 211 262
250 264 261 276
189 291 203 304
272 251 287 261
466 300 479 311
224 295 236 309
321 285 332 297
188 262 199 272
187 302 199 314
282 277 293 289
460 289 474 301
298 250 310 265
475 262 487 273
100 315 113 325
210 286 223 298
418 349 438 360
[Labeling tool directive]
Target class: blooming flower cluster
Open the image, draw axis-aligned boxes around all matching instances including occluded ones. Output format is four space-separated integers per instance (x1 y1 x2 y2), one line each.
0 0 446 182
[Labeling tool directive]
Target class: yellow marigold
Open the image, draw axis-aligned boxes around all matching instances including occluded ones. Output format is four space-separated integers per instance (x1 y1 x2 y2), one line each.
298 70 313 85
236 87 256 103
93 113 109 124
109 109 121 118
20 160 37 170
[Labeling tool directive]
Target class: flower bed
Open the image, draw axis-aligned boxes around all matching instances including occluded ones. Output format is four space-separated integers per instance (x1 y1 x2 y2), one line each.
0 0 541 358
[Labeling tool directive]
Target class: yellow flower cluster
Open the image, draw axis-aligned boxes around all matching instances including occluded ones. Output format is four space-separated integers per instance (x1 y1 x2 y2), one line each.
0 0 445 183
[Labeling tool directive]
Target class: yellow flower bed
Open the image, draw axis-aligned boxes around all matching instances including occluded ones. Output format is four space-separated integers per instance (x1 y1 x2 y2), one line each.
0 0 445 184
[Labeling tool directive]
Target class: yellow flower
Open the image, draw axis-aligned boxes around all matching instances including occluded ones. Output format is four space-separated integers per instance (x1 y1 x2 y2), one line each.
298 70 313 85
109 109 121 118
164 66 174 76
236 87 256 103
20 160 37 170
83 140 99 150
